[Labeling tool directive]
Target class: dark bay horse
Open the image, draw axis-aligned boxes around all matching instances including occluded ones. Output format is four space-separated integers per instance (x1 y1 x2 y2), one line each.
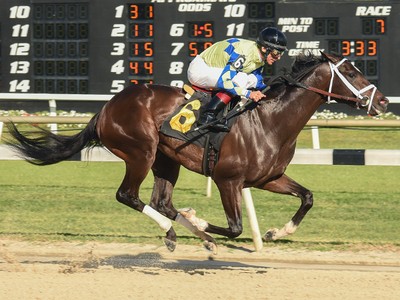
6 52 388 252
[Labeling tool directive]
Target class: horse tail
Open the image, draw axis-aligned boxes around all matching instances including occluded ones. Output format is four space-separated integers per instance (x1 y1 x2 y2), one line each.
6 113 101 166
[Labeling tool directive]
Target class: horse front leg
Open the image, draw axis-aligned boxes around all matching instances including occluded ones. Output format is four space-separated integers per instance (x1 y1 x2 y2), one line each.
258 173 313 241
174 182 244 254
204 183 244 239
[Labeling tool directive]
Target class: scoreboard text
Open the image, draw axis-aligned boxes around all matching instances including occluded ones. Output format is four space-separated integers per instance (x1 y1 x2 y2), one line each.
1 0 399 95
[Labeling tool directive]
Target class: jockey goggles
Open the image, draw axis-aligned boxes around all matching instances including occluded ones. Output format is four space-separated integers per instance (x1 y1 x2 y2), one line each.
268 47 285 59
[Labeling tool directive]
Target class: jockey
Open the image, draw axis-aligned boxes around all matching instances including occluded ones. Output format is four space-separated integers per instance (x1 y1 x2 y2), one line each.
187 27 288 131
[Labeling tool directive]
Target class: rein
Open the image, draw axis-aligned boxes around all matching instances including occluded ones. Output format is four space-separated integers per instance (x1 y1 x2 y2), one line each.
284 58 377 114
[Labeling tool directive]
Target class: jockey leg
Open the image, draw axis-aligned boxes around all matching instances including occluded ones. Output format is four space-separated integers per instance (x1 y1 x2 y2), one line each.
198 92 231 132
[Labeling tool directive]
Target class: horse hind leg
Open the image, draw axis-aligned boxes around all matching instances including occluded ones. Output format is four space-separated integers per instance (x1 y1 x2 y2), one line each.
116 157 177 251
148 151 179 251
260 174 313 241
150 151 217 253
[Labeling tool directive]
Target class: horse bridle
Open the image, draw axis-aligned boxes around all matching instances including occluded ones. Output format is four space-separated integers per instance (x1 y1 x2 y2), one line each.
285 58 377 114
327 58 377 114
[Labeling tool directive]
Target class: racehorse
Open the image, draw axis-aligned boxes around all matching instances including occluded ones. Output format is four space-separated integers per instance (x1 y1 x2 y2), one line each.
6 52 388 253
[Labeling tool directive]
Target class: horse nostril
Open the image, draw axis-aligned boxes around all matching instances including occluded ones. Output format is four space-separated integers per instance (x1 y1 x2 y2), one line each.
380 98 389 106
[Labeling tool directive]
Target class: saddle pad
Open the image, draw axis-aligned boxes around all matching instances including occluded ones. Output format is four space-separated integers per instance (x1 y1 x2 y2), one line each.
160 91 230 151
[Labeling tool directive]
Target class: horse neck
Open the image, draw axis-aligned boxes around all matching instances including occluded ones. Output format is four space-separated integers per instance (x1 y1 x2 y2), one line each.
261 63 330 137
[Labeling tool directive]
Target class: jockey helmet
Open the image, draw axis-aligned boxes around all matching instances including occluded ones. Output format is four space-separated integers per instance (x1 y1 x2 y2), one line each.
256 27 288 57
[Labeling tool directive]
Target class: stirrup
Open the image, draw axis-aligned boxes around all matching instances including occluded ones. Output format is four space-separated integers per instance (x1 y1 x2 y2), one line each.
209 122 229 132
199 116 229 132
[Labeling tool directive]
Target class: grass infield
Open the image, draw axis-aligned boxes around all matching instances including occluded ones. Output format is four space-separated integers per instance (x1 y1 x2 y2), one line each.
0 160 399 251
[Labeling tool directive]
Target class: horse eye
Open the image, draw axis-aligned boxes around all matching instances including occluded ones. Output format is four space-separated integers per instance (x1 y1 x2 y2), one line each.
348 72 357 79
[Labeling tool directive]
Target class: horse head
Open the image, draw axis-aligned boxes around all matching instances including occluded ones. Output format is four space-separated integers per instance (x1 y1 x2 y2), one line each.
320 52 389 116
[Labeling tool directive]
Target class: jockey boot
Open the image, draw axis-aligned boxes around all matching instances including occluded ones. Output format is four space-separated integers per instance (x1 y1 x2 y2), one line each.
198 92 231 132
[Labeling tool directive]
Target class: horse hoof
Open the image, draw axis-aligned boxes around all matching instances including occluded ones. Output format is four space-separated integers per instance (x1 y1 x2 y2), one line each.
264 228 278 241
203 240 218 255
163 238 176 252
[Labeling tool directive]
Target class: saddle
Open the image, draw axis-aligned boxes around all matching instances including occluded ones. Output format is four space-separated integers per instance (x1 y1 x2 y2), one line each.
159 84 250 176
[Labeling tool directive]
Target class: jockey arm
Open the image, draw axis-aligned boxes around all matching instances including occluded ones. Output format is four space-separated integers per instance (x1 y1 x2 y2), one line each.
216 65 266 102
249 67 267 90
248 67 267 102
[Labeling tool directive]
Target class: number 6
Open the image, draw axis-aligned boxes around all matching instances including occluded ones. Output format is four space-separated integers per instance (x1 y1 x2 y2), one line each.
170 24 184 37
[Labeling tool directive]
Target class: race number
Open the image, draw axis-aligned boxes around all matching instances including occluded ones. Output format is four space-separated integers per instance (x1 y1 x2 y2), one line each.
169 100 201 133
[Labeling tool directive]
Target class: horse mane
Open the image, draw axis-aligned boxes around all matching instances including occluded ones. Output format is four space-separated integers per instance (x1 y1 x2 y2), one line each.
266 52 330 96
290 52 327 79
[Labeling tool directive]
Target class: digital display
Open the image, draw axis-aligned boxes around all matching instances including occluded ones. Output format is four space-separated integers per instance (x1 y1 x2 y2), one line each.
328 40 378 57
129 42 154 57
247 2 275 18
247 2 275 39
354 60 378 77
129 61 153 76
248 22 275 38
188 42 213 57
187 22 214 38
32 3 89 20
130 79 153 85
126 3 155 86
362 18 386 35
33 42 89 58
326 38 379 84
29 3 90 93
128 4 154 20
32 23 89 39
33 60 89 76
314 18 339 35
128 23 154 38
33 79 89 94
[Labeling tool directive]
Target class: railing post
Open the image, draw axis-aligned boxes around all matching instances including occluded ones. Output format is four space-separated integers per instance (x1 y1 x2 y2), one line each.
242 188 263 252
311 126 320 149
311 116 320 149
206 176 212 197
0 122 3 141
48 99 57 133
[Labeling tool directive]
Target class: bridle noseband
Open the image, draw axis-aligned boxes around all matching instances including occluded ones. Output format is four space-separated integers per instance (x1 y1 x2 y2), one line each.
327 58 377 114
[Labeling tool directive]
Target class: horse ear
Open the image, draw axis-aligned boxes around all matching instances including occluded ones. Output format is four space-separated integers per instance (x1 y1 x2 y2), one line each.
320 51 341 63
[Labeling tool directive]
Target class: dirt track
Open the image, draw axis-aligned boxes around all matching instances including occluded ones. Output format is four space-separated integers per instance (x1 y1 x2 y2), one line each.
1 239 400 300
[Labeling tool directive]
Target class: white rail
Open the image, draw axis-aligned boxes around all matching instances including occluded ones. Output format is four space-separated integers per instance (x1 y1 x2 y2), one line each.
0 93 111 101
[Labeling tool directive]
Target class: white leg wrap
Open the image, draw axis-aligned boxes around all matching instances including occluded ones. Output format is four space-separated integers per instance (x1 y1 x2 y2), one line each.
142 205 172 232
175 213 199 234
175 213 212 241
284 220 297 235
